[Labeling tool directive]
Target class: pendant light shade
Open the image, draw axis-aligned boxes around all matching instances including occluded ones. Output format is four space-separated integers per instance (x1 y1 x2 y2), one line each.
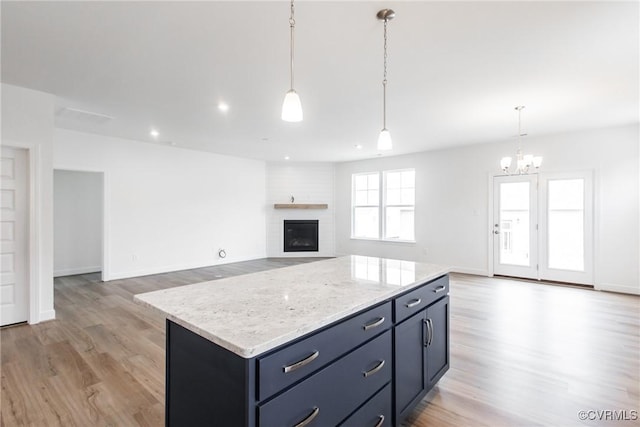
377 9 395 150
282 89 303 122
378 129 392 151
282 0 303 122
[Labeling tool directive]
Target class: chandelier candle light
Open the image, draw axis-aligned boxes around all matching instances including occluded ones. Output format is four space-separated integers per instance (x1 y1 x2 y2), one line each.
500 106 543 174
282 0 303 122
377 9 395 151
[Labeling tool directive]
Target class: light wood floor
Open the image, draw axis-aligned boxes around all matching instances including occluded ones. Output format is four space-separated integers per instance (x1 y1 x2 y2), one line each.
1 259 638 426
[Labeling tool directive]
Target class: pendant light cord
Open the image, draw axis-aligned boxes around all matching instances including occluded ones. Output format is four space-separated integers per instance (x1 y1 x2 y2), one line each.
289 0 295 91
382 18 388 130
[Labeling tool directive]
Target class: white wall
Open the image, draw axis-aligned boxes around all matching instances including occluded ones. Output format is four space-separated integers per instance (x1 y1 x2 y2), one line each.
335 124 640 294
1 83 56 322
266 163 335 257
53 170 103 277
53 129 267 280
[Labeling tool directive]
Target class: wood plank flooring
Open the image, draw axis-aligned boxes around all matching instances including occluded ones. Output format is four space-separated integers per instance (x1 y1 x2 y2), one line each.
1 259 638 426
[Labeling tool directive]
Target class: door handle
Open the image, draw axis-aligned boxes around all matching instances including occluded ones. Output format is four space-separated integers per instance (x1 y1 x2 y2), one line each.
494 230 500 234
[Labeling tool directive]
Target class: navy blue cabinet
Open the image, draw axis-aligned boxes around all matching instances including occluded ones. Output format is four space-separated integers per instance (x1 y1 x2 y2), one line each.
394 295 450 425
166 274 449 427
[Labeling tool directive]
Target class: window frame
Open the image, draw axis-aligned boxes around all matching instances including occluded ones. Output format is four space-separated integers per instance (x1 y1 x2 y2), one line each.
351 168 416 243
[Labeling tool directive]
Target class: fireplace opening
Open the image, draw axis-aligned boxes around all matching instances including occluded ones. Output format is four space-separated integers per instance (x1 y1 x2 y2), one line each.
284 220 319 252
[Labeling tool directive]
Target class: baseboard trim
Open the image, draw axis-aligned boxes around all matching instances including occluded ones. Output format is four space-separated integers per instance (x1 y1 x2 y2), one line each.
450 266 489 276
106 254 268 281
37 309 56 324
596 283 640 295
54 266 101 277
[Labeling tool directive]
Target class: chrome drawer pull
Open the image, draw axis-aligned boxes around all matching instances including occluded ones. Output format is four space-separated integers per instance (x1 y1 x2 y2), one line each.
363 360 385 378
433 285 446 293
363 317 385 331
283 350 320 373
405 298 421 308
294 406 319 427
374 415 385 427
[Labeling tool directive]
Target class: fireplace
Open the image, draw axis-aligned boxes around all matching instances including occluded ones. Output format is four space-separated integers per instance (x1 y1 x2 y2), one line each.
284 220 319 252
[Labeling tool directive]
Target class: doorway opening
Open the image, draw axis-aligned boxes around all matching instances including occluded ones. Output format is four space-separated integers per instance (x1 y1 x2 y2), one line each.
54 170 105 281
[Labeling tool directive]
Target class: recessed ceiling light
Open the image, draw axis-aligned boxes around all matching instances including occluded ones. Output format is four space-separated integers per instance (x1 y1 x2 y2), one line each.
218 102 229 112
150 129 159 138
284 156 290 160
355 144 363 149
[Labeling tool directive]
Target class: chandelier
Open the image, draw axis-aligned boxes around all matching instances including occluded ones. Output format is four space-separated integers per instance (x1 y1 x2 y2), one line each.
500 106 542 174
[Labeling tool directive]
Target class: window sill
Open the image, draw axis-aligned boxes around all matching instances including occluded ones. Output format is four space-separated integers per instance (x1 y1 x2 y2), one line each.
350 237 416 244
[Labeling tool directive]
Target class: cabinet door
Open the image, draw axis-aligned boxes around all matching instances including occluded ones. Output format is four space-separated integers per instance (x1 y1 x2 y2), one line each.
425 296 450 390
394 310 427 423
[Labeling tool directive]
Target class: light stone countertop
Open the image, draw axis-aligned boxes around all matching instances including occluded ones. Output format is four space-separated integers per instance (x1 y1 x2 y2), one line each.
134 255 450 358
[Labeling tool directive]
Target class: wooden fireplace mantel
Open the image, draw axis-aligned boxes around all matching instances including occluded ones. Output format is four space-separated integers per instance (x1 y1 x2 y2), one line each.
273 204 328 209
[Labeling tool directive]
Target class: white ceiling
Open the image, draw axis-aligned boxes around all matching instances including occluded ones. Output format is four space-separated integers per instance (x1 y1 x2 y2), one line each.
2 1 638 162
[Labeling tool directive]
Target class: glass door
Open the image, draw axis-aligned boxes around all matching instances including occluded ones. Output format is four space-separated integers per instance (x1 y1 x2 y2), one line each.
539 172 593 285
492 172 594 286
493 175 538 279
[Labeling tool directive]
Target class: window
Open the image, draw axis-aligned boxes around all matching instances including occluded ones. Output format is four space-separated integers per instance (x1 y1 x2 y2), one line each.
352 169 415 241
352 172 380 239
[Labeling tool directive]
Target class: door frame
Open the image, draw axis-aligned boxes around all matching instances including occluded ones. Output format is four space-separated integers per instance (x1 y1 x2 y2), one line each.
492 174 539 279
538 171 594 285
489 170 595 285
53 167 110 282
3 140 41 324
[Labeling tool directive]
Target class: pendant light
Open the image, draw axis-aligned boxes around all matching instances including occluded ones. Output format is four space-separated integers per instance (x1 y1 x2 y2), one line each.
500 106 543 174
377 9 395 150
282 0 303 122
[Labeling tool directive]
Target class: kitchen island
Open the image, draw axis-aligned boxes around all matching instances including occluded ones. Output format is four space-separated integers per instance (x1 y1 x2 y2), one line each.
135 256 450 427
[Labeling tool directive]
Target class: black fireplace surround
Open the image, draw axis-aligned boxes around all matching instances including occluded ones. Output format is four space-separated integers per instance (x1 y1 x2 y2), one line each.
284 220 319 252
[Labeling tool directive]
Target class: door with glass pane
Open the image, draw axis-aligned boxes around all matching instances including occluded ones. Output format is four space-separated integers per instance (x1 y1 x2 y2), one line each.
493 172 593 285
539 172 593 284
493 175 538 279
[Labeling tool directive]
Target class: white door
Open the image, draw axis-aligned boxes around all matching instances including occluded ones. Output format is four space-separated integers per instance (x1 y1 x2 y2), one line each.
493 174 538 279
493 172 594 286
1 147 29 326
539 172 593 285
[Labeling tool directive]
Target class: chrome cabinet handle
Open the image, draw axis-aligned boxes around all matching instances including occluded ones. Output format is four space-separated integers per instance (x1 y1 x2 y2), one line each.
374 415 385 427
294 407 319 427
423 319 429 347
283 350 320 373
427 318 434 346
405 298 421 308
433 285 446 293
363 317 385 331
363 360 385 378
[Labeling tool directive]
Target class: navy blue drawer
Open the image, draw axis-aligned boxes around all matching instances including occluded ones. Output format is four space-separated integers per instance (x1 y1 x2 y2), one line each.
258 330 392 427
394 275 448 323
257 302 392 400
339 383 391 427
